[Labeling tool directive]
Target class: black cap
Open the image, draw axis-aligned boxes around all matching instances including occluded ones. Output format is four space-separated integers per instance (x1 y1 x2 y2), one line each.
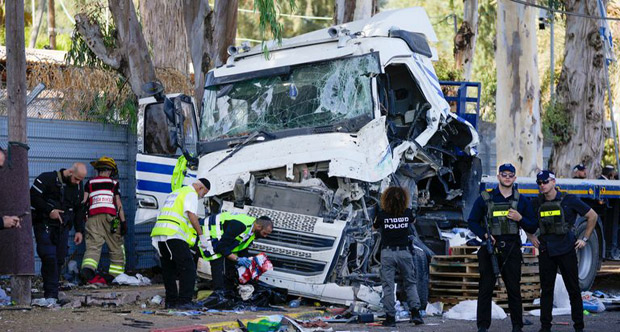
498 163 516 174
198 178 211 190
573 164 586 171
537 170 556 182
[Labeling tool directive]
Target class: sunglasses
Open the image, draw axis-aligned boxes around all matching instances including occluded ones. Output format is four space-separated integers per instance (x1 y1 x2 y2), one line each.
500 172 515 178
536 179 550 185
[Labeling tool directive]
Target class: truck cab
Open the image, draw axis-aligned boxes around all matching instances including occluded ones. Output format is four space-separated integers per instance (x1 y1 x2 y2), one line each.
136 8 481 304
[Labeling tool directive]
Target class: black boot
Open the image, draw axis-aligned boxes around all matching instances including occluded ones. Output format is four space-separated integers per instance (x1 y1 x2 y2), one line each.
79 268 95 285
382 314 396 327
410 308 424 325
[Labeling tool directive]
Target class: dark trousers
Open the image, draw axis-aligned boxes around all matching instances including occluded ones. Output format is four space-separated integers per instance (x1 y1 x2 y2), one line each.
210 249 248 291
539 249 584 330
477 242 523 329
157 239 196 305
33 223 69 299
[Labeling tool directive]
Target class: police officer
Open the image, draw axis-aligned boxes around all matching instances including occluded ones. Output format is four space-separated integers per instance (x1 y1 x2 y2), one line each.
30 163 87 301
467 163 537 332
373 186 424 327
599 165 616 180
572 164 586 179
528 170 597 332
151 178 210 309
199 213 273 291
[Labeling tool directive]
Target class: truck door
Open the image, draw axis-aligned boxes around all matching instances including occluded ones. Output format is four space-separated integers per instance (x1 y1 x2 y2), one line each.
135 94 199 225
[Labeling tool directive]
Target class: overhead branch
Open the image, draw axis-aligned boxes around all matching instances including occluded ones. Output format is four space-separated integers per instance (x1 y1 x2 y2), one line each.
75 13 121 69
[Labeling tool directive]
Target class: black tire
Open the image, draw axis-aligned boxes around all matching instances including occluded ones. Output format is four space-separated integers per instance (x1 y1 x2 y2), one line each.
575 219 601 291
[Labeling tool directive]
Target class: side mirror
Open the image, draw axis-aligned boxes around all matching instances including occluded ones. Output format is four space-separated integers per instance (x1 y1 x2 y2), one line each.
163 97 176 124
173 97 186 149
142 81 165 102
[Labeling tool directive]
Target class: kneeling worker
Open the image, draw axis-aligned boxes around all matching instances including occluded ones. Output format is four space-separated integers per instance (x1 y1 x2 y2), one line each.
151 178 211 309
199 213 273 291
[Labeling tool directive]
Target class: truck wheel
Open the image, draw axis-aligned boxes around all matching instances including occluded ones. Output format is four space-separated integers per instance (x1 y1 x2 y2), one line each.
576 220 600 291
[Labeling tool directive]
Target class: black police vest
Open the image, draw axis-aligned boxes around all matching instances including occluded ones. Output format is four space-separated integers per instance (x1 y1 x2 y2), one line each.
537 193 569 235
481 190 520 236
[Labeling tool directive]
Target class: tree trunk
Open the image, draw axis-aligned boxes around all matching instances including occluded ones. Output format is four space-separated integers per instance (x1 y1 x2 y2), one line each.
139 0 190 75
549 0 607 177
182 0 213 115
29 0 46 49
454 0 479 81
47 0 56 49
2 0 34 306
109 0 157 97
211 0 238 69
495 0 542 177
334 0 376 24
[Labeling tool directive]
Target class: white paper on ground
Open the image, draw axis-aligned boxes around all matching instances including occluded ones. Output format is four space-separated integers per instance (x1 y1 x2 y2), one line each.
528 307 572 316
425 301 443 316
443 300 507 320
112 273 151 286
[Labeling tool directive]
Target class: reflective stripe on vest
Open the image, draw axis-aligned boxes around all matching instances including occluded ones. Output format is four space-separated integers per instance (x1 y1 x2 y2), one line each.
200 212 255 261
540 210 561 217
151 186 197 246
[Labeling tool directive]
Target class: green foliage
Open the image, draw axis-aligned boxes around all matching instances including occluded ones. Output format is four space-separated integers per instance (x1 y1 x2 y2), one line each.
80 90 137 131
254 0 297 55
471 0 497 121
542 101 572 145
602 138 617 167
238 0 332 44
65 1 117 69
434 58 463 81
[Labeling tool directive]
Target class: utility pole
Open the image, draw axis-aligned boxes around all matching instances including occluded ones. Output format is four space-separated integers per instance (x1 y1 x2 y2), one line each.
2 0 35 306
47 0 56 49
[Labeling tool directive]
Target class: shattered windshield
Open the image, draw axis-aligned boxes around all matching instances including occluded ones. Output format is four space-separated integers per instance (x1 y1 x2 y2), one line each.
200 53 380 141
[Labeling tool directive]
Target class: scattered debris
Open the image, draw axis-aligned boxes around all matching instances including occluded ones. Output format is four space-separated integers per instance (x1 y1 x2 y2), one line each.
582 292 606 313
425 301 443 316
246 314 283 331
122 316 154 329
0 288 11 306
31 298 58 308
238 285 255 301
150 295 163 305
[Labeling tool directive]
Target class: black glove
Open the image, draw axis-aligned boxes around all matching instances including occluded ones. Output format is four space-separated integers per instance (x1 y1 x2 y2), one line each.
120 220 128 236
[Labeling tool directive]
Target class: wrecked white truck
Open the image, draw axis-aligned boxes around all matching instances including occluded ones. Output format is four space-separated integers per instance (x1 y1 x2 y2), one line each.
135 8 481 304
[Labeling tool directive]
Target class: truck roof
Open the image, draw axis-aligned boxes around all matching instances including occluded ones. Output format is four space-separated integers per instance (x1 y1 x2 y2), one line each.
281 7 438 46
211 7 438 79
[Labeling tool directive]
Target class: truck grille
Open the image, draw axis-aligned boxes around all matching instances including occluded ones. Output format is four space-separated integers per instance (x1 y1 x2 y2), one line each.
246 206 319 232
250 243 312 259
254 229 335 251
248 251 325 276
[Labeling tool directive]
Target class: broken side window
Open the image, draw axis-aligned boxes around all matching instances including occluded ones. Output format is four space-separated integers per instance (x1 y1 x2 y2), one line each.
200 53 381 141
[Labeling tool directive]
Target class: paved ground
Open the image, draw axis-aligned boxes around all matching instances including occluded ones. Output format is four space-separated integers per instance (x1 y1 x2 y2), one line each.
0 262 619 331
